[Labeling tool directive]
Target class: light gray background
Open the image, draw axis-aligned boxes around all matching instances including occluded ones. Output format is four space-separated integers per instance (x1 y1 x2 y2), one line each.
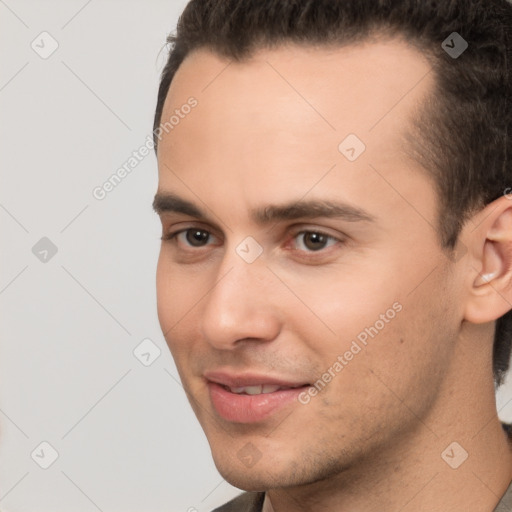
1 1 512 511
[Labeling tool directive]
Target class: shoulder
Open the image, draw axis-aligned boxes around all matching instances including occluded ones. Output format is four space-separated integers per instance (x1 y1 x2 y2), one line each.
211 491 265 512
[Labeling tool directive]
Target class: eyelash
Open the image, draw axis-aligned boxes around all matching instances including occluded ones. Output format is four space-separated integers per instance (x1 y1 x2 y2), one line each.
160 227 344 257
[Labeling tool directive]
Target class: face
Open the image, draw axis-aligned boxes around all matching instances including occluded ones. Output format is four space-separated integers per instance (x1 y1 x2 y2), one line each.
154 39 464 490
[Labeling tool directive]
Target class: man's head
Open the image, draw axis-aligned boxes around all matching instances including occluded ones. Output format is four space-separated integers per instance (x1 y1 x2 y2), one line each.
152 0 512 493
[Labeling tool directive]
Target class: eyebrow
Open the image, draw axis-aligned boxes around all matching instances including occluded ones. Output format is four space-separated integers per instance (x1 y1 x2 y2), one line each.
152 192 376 225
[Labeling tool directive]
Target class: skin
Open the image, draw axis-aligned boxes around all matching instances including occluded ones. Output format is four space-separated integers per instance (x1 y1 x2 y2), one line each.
154 37 512 512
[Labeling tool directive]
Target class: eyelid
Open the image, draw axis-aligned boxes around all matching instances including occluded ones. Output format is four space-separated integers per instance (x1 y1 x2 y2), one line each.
287 224 346 242
162 221 221 238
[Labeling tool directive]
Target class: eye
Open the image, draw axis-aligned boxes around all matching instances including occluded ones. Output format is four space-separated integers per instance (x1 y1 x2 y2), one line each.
161 228 218 248
181 228 211 247
292 231 339 252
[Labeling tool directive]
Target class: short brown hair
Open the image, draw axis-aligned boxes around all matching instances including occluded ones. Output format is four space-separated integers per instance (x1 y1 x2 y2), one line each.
153 0 512 385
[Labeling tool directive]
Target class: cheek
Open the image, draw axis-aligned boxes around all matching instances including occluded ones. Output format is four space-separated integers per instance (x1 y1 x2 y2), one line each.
155 251 215 358
281 262 404 352
335 277 454 415
287 256 455 392
156 253 177 330
156 252 197 339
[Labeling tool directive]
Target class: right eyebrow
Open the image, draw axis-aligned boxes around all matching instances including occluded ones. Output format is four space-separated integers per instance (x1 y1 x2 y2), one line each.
152 192 205 218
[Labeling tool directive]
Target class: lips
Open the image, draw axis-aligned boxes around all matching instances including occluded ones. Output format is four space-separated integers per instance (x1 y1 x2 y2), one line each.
204 370 311 423
204 370 310 390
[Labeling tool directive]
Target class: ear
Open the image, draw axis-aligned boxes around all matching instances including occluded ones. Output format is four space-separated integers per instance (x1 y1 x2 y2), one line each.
463 195 512 324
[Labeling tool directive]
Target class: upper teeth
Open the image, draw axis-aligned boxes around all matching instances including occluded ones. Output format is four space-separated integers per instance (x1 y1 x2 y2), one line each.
229 384 284 395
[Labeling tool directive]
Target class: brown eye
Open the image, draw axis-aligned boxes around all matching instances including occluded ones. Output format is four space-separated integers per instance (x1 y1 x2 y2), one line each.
184 229 210 247
303 232 328 250
293 231 338 252
160 226 220 249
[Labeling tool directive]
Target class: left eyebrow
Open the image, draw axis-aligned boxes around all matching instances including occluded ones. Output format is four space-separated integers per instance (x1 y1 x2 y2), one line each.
252 199 376 224
152 192 376 225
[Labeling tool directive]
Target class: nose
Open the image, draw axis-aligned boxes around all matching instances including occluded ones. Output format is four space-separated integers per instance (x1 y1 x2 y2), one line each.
199 248 281 350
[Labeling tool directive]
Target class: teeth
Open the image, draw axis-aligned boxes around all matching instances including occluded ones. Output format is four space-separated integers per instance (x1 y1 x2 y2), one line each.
229 386 248 394
229 384 284 395
245 385 264 395
262 384 281 393
261 384 287 393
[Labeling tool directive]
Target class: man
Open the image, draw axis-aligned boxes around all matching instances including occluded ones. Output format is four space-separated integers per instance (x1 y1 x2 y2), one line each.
151 0 512 510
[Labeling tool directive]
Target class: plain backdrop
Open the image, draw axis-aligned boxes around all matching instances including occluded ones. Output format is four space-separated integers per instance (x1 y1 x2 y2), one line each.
1 1 512 511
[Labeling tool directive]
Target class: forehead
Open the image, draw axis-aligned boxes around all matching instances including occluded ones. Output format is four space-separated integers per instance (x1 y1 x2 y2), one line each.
156 39 435 217
161 38 432 127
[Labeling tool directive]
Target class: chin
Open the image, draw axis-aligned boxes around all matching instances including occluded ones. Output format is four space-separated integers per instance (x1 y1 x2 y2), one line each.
210 451 287 491
211 448 323 493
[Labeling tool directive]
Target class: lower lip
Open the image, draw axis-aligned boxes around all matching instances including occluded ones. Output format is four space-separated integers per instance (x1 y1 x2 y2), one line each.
207 382 309 423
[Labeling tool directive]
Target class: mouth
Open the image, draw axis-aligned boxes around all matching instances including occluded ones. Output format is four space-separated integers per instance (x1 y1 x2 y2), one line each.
204 371 311 423
220 383 307 395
